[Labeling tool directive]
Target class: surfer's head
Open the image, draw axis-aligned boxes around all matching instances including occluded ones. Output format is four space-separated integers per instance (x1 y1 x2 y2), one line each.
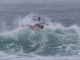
38 17 40 21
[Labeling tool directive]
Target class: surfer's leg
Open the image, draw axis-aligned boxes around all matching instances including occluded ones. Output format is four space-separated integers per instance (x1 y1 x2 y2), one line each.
34 24 39 27
39 25 44 29
34 24 43 29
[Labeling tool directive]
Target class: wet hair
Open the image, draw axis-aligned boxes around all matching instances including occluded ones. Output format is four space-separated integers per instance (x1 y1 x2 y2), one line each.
38 17 40 20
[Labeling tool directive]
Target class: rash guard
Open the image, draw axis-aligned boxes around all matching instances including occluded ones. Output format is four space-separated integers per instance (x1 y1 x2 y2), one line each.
37 20 44 26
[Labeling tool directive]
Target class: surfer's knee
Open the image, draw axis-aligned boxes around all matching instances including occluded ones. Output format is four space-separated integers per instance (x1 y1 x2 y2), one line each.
34 24 38 27
40 25 44 29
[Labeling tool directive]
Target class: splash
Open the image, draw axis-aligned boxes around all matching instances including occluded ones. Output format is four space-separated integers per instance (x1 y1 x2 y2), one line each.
0 13 80 56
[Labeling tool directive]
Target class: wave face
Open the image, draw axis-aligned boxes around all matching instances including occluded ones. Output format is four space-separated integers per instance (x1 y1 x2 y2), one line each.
0 13 80 57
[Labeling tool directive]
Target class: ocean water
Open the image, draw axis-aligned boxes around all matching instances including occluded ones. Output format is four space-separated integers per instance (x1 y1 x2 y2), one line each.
0 3 80 60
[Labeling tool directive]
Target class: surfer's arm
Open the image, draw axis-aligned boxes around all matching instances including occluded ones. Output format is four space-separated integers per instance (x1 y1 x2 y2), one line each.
43 22 49 25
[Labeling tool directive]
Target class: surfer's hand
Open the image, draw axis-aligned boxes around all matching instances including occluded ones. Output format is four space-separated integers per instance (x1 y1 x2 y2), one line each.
43 22 49 25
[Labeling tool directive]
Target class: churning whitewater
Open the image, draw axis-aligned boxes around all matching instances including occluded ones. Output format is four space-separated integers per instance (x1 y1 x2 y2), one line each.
0 2 80 59
0 14 80 59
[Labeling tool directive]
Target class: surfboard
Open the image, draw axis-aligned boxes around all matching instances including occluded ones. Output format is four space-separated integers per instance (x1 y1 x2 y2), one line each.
29 25 34 30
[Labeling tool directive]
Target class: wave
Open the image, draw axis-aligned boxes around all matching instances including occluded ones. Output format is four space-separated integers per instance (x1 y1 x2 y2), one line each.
0 13 80 56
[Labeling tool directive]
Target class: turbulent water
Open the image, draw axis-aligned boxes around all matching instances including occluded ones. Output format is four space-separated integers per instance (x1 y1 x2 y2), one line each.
0 3 80 60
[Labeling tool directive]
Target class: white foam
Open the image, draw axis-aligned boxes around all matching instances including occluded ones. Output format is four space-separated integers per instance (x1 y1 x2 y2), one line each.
0 13 80 57
0 13 80 38
0 51 80 60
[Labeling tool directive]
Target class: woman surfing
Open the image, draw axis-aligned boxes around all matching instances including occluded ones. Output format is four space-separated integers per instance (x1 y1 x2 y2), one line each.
31 17 48 30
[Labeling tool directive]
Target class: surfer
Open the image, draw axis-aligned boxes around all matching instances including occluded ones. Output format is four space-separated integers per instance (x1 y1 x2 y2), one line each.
33 17 48 29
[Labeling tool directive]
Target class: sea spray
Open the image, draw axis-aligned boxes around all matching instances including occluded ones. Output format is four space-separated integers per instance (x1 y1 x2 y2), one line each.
0 14 80 56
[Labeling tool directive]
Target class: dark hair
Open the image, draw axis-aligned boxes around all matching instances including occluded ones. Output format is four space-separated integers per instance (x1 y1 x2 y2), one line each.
38 17 40 20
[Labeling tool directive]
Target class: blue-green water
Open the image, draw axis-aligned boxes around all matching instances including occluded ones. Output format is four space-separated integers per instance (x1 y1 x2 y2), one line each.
0 3 80 60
